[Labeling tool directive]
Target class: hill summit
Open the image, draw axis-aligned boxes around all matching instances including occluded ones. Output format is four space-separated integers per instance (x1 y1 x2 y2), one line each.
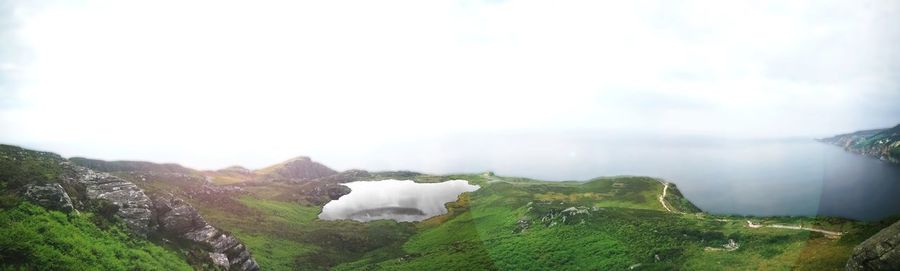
255 156 337 181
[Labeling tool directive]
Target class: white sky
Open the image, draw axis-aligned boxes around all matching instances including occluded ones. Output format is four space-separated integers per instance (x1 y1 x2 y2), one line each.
1 0 898 171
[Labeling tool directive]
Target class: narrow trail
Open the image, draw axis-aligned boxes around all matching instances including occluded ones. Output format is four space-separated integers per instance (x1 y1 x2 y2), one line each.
655 179 843 237
746 220 843 236
658 181 675 213
657 180 684 214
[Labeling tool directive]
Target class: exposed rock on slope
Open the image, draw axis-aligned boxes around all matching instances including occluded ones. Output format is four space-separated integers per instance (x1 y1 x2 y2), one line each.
822 124 900 164
272 169 366 204
60 162 156 237
23 183 75 213
154 194 260 271
846 220 900 270
3 145 260 270
63 162 260 270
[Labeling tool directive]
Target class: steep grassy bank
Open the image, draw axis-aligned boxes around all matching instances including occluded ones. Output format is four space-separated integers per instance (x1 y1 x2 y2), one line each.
0 202 192 271
0 145 185 270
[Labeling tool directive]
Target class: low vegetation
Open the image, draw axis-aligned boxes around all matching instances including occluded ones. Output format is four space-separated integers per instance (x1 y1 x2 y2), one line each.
148 171 891 270
2 144 894 270
0 145 66 189
0 202 192 271
329 176 891 270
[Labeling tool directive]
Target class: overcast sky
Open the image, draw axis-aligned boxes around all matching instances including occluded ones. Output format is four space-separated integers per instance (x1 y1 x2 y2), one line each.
1 0 898 171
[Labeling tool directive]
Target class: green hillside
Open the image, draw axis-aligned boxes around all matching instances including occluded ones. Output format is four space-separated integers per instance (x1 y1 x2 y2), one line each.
0 202 192 271
115 167 892 270
2 144 896 270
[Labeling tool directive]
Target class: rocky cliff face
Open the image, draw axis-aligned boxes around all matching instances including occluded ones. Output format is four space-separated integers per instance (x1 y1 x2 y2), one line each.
822 124 900 164
153 194 260 271
5 145 260 270
846 220 900 270
60 162 155 237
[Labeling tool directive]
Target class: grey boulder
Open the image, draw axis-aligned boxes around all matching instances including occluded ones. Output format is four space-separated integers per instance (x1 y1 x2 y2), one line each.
24 183 75 213
847 220 900 270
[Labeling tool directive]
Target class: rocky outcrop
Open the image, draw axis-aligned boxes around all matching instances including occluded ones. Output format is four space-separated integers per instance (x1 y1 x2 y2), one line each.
61 162 261 270
2 145 261 270
846 220 900 270
154 195 204 235
153 194 260 271
323 183 352 200
60 162 155 237
287 182 353 205
210 252 230 268
24 183 75 213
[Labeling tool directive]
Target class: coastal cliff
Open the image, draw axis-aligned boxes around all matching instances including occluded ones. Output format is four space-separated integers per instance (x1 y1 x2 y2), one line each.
821 124 900 164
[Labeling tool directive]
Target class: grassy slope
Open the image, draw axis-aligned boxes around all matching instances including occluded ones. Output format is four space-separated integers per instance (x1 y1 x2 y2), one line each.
4 144 892 270
0 145 194 271
190 192 415 270
0 202 192 271
202 170 254 185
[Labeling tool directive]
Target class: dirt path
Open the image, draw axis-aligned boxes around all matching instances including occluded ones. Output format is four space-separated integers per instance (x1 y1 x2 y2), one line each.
653 180 843 237
658 181 674 212
657 180 685 214
746 220 843 236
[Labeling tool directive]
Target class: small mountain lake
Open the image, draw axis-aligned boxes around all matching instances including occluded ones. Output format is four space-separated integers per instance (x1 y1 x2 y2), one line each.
318 179 480 222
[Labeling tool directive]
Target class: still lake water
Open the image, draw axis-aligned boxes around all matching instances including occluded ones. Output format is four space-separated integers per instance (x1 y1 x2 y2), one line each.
345 136 900 221
318 180 480 222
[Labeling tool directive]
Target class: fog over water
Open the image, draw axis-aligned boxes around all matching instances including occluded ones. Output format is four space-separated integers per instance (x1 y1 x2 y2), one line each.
319 180 480 222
